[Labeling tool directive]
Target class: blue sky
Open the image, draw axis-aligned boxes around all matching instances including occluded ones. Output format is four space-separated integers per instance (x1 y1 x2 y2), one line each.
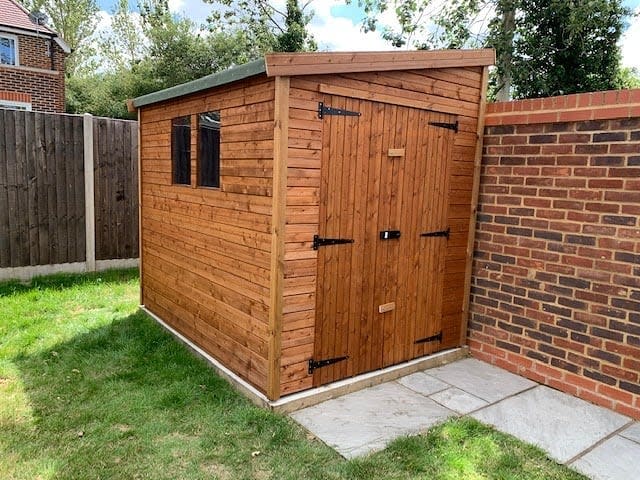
94 0 640 68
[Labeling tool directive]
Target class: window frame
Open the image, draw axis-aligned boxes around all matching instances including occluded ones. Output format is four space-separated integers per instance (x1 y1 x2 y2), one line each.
171 115 191 186
0 100 31 111
0 34 19 66
197 111 221 189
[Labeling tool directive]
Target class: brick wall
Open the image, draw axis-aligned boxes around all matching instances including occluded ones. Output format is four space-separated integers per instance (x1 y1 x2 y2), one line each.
470 89 640 419
0 33 65 112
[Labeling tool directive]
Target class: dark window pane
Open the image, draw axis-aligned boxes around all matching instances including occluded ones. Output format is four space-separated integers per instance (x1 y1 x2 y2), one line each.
172 116 191 185
198 111 220 188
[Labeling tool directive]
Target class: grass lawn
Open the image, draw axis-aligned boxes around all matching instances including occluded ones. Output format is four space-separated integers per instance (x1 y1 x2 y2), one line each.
0 269 587 480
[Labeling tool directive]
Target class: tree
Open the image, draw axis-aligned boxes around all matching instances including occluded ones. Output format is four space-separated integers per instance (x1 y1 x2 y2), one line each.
99 0 147 71
206 0 316 52
349 0 631 99
20 0 100 75
511 0 627 98
68 0 265 118
275 0 317 52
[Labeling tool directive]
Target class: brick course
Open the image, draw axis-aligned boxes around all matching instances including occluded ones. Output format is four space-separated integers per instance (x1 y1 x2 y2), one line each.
471 88 640 419
0 33 65 112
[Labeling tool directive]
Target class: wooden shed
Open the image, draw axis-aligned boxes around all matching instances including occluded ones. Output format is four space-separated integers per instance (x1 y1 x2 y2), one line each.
132 50 494 404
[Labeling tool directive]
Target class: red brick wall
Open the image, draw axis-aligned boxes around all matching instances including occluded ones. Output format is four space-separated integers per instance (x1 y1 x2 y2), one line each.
470 89 640 419
0 33 65 112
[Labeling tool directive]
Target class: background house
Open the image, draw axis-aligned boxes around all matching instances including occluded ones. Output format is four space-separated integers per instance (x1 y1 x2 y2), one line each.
0 0 69 112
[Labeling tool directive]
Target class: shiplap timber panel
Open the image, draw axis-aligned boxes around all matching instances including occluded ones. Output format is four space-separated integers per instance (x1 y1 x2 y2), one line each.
140 76 277 396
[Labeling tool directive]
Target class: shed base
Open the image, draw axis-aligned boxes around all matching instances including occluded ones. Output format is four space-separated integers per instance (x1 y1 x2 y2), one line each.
142 306 468 413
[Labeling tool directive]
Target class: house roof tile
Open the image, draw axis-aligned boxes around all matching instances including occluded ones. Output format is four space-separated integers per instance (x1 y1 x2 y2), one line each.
0 0 56 35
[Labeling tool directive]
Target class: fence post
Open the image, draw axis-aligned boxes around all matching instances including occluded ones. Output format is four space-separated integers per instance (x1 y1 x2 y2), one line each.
83 113 96 272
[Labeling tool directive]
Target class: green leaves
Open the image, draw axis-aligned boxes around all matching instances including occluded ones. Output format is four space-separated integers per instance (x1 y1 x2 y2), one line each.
349 0 631 100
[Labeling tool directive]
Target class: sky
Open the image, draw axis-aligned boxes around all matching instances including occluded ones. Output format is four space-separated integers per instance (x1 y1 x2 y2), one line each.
95 0 640 70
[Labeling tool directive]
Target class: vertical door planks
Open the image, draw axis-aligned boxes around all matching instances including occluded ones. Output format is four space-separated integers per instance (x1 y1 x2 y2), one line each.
314 95 457 387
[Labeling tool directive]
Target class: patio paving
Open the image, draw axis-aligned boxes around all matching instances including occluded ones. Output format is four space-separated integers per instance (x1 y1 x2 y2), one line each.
290 357 639 479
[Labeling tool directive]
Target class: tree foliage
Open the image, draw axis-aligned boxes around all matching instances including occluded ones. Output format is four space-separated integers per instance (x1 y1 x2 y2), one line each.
68 0 263 118
349 0 631 99
206 0 316 52
511 0 627 98
19 0 100 75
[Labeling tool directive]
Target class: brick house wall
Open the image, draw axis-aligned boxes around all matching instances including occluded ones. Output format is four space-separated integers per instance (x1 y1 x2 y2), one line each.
469 89 640 419
0 32 66 112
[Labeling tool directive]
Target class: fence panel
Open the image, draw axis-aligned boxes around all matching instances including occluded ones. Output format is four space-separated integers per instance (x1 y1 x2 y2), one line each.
94 118 139 261
0 110 138 274
0 110 85 268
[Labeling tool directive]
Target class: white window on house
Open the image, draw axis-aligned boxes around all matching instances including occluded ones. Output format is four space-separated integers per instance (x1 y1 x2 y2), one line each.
0 100 31 111
0 35 18 66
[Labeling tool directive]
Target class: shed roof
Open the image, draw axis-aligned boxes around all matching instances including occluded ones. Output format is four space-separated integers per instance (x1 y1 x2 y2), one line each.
132 49 495 109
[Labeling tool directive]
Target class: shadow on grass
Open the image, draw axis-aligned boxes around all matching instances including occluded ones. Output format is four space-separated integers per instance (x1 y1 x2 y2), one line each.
5 309 339 480
2 272 587 480
0 268 140 296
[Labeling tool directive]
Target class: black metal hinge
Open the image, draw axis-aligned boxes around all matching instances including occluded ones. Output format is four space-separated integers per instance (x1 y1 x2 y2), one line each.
420 227 450 239
414 331 443 345
312 235 354 250
318 102 361 119
308 356 348 374
429 121 459 133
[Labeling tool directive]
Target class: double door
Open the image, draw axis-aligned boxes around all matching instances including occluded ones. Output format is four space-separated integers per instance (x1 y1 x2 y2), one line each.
312 95 457 387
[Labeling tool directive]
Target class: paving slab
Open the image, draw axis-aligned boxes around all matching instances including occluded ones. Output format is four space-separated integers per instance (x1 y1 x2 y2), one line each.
430 387 488 415
426 358 536 403
619 422 640 444
291 381 454 458
472 385 629 463
571 435 640 480
397 372 449 396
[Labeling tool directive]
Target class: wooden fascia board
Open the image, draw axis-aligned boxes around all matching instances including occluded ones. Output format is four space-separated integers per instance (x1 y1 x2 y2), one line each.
267 76 289 401
265 49 495 77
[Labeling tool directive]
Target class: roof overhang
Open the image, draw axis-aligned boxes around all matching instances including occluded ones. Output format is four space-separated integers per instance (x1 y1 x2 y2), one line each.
0 24 71 53
132 49 495 110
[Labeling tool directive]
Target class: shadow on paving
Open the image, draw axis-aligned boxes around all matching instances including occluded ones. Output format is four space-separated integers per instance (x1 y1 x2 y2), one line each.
5 310 336 480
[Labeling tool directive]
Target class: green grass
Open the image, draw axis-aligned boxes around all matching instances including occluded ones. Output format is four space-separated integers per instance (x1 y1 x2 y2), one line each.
0 269 587 480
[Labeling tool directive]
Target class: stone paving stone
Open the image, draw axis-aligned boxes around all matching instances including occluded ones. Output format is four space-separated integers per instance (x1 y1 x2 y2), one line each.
472 386 629 463
291 382 454 458
396 372 449 396
427 358 536 403
571 435 640 480
430 387 488 415
619 422 640 444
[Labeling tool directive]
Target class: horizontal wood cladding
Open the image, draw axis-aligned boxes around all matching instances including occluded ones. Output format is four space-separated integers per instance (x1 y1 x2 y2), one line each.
140 75 275 394
280 67 483 394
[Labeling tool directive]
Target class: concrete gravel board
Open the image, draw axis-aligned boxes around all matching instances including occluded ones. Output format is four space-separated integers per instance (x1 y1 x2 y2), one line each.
571 435 640 480
426 358 536 403
472 385 630 463
291 382 454 458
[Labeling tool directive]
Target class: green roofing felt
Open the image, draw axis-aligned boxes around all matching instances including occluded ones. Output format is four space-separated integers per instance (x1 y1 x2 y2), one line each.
132 58 267 109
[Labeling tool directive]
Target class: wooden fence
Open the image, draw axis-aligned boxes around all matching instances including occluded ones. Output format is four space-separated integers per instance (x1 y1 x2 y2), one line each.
0 110 138 280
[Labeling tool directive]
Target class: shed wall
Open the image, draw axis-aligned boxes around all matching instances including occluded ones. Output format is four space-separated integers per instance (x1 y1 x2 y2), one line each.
280 67 484 395
139 76 275 393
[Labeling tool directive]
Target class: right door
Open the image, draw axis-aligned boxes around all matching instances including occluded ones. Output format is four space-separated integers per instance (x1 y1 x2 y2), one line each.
312 94 457 387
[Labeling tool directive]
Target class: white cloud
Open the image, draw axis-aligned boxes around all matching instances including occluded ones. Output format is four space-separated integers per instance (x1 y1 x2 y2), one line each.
308 0 396 51
621 7 640 69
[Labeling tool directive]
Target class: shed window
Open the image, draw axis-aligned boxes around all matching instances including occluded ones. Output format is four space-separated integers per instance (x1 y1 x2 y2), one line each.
0 35 17 66
198 111 220 188
171 116 191 185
